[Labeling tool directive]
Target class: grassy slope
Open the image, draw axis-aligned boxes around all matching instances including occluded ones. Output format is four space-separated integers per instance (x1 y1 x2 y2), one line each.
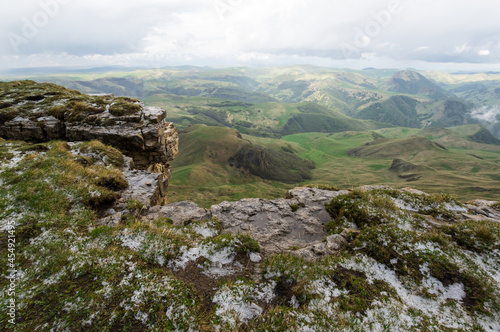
168 125 293 207
143 93 387 137
278 126 500 201
169 123 500 206
1 139 499 331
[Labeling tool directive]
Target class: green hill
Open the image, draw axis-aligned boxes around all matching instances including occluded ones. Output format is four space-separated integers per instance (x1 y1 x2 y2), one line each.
12 65 500 138
280 126 500 201
348 136 445 158
168 125 314 206
280 113 387 135
385 70 454 100
356 95 421 127
143 94 389 138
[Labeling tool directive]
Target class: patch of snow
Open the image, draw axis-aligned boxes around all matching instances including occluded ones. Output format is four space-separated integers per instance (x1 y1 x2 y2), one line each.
117 229 146 251
463 250 500 284
249 252 262 263
0 211 24 231
172 242 244 277
444 202 467 213
213 283 263 325
308 277 348 313
172 246 202 270
391 198 419 212
0 149 24 175
43 268 67 285
342 255 476 330
135 311 149 324
193 225 217 238
421 264 465 301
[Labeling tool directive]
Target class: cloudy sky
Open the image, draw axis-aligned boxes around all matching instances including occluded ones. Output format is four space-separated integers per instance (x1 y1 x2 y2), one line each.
1 0 499 71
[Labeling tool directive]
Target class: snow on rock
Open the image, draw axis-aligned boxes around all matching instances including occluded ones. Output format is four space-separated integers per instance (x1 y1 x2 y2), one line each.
171 242 243 277
212 280 276 327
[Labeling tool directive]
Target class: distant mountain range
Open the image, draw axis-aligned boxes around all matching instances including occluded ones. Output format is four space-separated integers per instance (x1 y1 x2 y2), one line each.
6 65 499 138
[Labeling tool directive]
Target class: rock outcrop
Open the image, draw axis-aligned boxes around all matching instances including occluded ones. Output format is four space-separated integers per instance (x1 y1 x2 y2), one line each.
64 106 178 169
0 80 179 206
139 185 500 261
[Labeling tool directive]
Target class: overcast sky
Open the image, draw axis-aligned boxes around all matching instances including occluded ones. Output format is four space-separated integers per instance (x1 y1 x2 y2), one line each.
1 0 499 71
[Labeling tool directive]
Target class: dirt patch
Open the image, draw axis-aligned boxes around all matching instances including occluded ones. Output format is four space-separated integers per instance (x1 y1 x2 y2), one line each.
273 275 296 306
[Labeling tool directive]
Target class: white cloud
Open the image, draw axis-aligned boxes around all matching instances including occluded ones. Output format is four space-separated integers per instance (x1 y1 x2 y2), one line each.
0 0 499 69
454 44 470 54
470 106 500 124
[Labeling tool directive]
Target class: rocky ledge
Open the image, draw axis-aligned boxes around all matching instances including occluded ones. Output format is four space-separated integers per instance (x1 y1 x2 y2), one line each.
134 185 500 261
0 80 179 205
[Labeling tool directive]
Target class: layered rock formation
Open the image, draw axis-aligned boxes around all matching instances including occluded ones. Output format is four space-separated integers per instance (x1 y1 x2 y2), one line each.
0 80 179 206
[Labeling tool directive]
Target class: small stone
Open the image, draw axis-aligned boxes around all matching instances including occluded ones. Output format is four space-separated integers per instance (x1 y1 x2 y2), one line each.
98 212 122 226
326 234 347 251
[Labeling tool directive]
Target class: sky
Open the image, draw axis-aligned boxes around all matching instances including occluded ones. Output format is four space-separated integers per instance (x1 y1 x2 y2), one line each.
1 0 499 71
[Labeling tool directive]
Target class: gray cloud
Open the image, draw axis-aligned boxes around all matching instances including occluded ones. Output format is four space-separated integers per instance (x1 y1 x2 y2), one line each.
0 0 499 69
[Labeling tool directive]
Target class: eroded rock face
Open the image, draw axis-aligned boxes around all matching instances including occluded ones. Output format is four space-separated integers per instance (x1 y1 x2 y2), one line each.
57 106 178 169
0 81 179 170
1 81 179 207
463 200 500 221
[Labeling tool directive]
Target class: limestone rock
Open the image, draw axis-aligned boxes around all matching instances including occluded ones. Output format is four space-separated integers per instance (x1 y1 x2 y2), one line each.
114 156 170 209
65 107 178 169
463 200 500 222
286 186 347 204
98 212 122 226
144 201 209 225
0 81 179 171
326 234 347 251
208 187 348 255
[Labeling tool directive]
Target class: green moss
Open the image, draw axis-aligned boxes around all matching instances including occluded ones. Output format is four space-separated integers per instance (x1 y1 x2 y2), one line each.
236 233 260 254
16 143 49 152
350 225 425 282
350 222 498 314
76 140 124 167
126 199 144 211
290 202 305 212
109 97 142 116
82 187 120 208
15 216 43 243
440 220 499 253
325 189 398 232
153 217 174 227
329 266 394 314
94 168 128 191
428 259 496 313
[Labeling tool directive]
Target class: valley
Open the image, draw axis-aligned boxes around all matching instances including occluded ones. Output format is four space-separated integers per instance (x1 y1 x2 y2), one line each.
2 65 500 205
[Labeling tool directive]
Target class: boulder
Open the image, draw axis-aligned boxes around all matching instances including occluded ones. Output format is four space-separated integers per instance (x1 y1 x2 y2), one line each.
142 187 346 257
144 201 210 225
